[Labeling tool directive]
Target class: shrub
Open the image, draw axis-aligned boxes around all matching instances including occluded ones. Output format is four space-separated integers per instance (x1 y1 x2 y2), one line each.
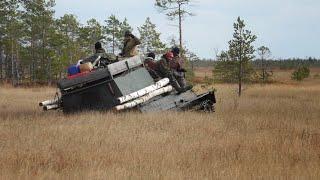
291 66 310 81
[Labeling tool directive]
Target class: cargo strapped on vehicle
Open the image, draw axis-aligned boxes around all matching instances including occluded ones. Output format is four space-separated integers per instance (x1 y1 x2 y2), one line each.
107 56 143 76
57 68 111 90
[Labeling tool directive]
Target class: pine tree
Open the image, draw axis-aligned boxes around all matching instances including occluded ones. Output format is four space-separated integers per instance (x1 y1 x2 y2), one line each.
257 46 272 82
119 18 133 42
87 18 105 47
104 16 133 54
213 51 238 83
51 14 83 81
47 26 66 80
1 0 24 84
104 15 122 54
228 17 257 96
184 49 199 81
22 0 56 83
56 14 81 65
155 0 194 54
138 17 166 54
213 17 256 96
186 51 199 70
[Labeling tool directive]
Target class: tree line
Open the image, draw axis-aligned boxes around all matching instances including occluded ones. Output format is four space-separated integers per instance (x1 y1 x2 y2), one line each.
194 58 320 69
1 0 194 85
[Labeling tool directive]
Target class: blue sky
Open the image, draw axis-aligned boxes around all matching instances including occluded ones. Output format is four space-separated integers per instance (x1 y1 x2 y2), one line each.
54 0 320 59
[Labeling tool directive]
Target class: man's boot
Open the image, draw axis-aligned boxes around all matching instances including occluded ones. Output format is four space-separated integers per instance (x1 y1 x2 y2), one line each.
170 80 184 94
184 85 193 92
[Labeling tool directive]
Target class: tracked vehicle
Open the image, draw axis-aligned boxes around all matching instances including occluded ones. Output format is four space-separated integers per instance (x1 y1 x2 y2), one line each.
39 56 216 113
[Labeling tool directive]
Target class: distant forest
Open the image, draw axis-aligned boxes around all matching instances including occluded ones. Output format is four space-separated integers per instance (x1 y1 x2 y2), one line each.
194 58 320 69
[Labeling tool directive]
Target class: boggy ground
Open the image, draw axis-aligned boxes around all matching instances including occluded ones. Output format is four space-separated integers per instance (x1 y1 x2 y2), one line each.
0 77 320 179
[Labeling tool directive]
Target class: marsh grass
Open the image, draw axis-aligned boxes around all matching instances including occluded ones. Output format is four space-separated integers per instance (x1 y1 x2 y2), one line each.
0 79 320 179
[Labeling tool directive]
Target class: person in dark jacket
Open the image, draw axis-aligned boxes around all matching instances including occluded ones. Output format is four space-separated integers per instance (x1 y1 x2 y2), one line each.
157 52 186 93
82 42 117 65
170 47 193 91
144 52 160 80
170 47 187 88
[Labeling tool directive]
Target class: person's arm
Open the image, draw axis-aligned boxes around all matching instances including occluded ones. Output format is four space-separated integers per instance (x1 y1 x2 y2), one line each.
105 53 118 62
178 68 187 72
173 70 184 77
81 55 96 64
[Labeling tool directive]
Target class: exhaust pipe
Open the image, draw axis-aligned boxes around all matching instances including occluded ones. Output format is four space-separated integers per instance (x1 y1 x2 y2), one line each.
43 104 59 111
39 99 59 107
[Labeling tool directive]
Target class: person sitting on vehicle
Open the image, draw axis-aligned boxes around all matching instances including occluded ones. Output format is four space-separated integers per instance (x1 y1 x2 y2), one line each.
156 52 188 93
120 31 141 58
82 42 117 66
170 47 193 91
144 52 160 80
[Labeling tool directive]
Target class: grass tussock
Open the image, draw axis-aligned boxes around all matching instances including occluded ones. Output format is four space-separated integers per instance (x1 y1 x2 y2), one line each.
0 82 320 179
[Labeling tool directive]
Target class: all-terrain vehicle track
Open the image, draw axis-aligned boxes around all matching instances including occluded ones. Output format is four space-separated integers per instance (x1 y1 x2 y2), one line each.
39 56 216 113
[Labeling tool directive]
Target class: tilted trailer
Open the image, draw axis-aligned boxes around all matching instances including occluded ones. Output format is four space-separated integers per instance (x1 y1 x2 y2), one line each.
39 56 216 113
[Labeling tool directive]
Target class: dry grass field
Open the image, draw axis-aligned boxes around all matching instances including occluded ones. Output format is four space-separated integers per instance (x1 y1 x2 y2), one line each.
0 69 320 179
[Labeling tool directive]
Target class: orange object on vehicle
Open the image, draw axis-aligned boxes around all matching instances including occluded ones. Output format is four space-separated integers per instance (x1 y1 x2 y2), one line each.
79 62 93 73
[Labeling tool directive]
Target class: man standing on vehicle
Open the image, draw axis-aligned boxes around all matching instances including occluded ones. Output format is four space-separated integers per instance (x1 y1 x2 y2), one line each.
120 31 141 58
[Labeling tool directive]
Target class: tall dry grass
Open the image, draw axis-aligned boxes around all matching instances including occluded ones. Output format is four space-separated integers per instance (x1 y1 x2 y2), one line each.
0 80 320 179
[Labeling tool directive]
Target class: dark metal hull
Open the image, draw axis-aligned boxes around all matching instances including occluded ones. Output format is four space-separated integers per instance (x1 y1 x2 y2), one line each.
139 90 216 113
53 56 216 113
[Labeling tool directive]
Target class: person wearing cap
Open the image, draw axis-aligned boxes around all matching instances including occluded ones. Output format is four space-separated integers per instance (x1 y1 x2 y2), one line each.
170 47 193 91
170 47 182 70
82 42 117 65
120 31 141 58
144 52 160 79
157 52 185 93
170 47 187 88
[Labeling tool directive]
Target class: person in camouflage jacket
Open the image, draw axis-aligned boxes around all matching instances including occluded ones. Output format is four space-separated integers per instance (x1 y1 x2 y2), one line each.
170 47 187 89
157 52 185 93
82 42 118 65
120 31 141 58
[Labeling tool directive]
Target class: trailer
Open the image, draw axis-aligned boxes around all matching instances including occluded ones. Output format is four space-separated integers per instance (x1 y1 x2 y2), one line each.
39 56 216 113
